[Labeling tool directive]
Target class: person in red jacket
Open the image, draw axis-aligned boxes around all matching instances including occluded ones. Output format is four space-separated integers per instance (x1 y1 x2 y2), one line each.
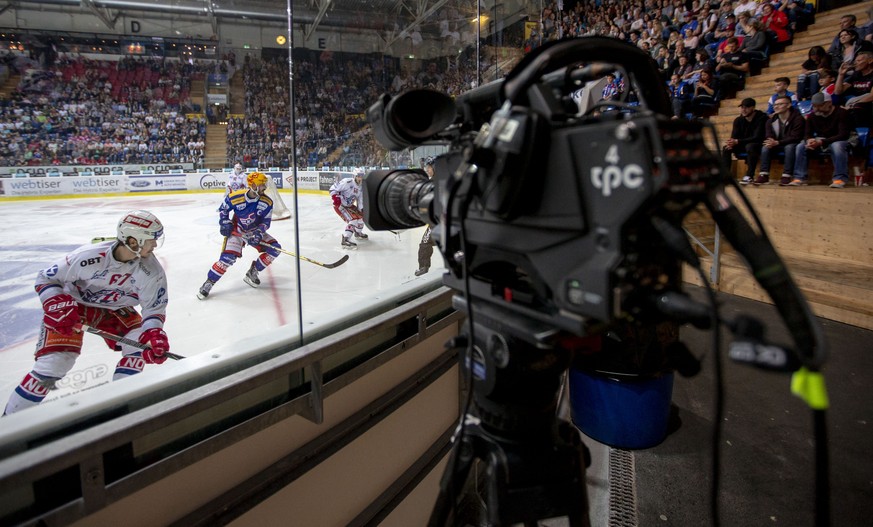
761 3 791 43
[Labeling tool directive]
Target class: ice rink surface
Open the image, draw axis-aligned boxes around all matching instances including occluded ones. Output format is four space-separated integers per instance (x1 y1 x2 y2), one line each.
0 191 436 408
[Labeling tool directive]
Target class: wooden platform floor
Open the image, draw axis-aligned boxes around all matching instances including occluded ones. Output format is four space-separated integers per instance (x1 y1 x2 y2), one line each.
682 185 873 330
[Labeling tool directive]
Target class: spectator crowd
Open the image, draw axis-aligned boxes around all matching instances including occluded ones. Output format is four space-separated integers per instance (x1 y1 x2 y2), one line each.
1 0 872 184
0 55 216 167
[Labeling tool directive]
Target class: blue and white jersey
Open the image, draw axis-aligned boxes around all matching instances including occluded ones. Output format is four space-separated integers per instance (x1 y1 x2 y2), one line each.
220 189 273 237
34 241 168 331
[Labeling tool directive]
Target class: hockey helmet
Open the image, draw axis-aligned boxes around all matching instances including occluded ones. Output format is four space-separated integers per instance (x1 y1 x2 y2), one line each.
423 156 434 166
117 210 164 251
247 172 269 189
234 163 244 174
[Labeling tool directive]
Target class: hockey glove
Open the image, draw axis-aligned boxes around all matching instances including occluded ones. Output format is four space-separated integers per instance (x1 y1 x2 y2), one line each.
139 328 170 365
331 194 342 207
246 230 263 246
345 205 362 216
220 219 232 237
42 294 79 336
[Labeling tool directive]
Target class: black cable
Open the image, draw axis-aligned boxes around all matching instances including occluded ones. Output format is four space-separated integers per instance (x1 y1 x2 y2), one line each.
651 213 722 525
435 160 478 527
694 264 723 527
813 409 830 527
715 178 830 526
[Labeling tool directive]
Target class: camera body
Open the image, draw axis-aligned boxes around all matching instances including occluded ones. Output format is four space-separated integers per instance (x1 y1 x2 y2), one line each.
364 37 826 526
364 53 718 337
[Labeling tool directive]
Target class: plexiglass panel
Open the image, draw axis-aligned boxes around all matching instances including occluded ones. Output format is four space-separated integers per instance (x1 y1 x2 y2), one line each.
0 0 545 429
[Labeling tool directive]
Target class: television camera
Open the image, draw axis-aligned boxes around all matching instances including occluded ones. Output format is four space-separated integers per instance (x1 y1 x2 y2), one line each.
362 37 827 526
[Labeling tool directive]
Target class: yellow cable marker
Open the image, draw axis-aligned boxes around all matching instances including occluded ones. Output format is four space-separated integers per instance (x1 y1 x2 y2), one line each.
791 368 830 410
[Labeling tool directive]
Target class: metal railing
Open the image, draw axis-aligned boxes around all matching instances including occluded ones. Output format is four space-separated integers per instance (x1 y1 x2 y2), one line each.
684 224 722 285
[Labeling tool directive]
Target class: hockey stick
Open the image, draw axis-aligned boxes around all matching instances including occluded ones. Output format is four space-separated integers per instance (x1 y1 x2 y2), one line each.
77 324 185 360
261 242 349 269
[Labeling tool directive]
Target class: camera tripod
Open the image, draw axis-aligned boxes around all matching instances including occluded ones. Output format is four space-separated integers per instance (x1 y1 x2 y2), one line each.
429 301 591 527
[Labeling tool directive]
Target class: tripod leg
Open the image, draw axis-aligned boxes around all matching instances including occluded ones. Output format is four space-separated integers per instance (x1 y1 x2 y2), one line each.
480 423 591 527
428 426 478 527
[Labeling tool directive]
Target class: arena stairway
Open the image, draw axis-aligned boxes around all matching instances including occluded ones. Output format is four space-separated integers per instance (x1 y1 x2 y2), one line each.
205 124 228 169
0 73 20 100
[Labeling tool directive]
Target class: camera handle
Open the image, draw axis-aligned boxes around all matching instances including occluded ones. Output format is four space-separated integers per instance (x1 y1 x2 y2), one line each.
429 299 591 527
501 36 670 114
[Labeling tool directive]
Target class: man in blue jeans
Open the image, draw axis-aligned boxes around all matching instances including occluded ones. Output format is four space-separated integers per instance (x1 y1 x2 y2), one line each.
757 95 805 185
792 92 852 188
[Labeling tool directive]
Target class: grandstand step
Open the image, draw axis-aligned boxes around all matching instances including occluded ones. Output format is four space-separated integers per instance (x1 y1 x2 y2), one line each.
683 183 873 330
0 74 20 99
722 157 866 186
191 79 205 110
230 70 245 114
684 253 873 330
205 123 227 168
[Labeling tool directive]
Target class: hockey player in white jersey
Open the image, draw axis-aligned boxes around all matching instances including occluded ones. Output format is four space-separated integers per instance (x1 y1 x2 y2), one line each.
330 169 367 249
3 210 171 415
198 172 283 299
226 163 247 196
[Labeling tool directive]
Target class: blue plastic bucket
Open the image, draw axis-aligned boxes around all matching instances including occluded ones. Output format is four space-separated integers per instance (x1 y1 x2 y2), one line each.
568 368 674 449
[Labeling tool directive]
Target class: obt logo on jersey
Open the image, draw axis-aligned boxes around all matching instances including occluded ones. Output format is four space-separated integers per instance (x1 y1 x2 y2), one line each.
79 257 103 267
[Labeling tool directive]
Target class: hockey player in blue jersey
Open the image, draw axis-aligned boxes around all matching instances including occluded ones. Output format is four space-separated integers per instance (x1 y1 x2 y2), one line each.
198 172 282 299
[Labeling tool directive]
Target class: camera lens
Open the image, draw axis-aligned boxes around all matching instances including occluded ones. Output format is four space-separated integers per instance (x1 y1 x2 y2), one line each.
378 170 433 228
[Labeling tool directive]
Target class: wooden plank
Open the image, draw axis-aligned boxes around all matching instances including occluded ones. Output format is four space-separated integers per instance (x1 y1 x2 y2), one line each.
741 187 873 264
683 259 873 330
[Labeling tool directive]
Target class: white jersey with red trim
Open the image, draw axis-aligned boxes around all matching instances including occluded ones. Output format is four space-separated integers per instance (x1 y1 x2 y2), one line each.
225 170 247 196
34 241 169 331
329 177 361 207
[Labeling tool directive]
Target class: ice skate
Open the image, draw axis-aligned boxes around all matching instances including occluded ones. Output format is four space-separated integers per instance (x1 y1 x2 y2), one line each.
414 267 429 277
197 280 215 300
341 236 357 249
354 232 369 240
244 262 260 288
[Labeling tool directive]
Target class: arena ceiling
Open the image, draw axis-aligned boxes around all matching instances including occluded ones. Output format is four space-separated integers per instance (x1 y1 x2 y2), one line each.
6 0 462 35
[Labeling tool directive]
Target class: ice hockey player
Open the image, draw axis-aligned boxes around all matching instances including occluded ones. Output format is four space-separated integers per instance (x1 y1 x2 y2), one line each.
226 163 247 196
416 157 436 276
330 169 367 249
3 210 170 416
198 172 282 299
